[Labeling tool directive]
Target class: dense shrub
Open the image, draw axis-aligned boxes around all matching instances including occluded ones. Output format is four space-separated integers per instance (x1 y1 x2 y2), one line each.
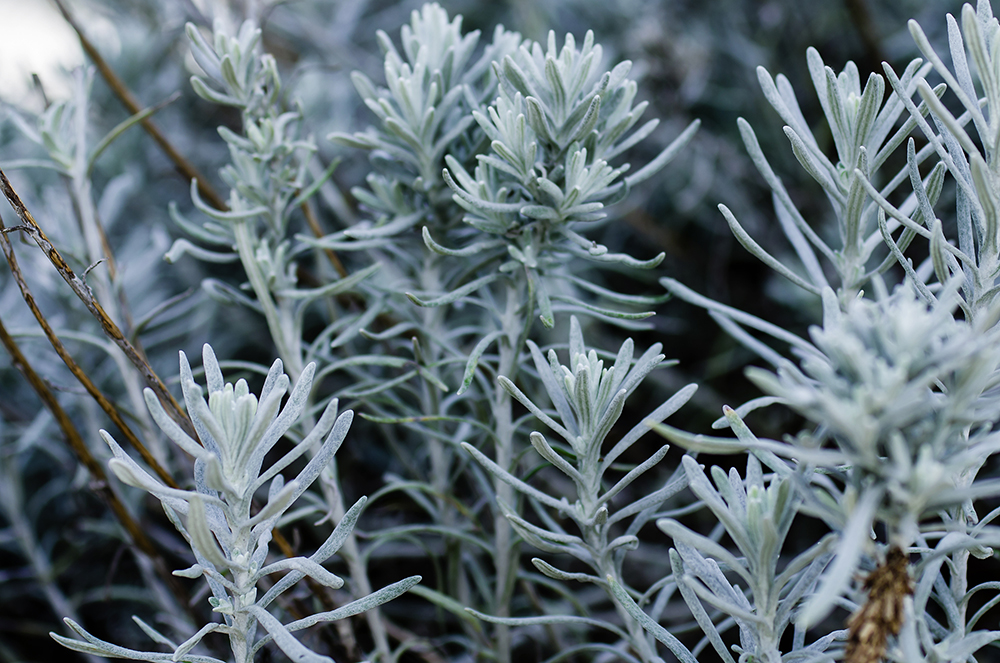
2 1 999 662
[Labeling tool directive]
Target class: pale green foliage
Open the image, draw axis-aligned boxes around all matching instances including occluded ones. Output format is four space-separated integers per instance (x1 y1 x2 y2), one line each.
705 49 944 297
172 18 379 383
53 345 419 663
4 1 1000 663
331 3 521 213
135 6 700 662
654 2 1000 660
436 27 698 326
657 454 831 663
462 317 695 663
749 280 1000 515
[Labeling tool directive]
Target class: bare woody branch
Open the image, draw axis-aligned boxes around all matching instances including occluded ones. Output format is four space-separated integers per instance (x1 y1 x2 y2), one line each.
51 0 228 212
0 211 179 488
0 168 196 440
55 0 350 279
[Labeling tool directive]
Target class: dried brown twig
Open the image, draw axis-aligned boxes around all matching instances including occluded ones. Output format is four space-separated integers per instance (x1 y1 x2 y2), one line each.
845 546 913 663
0 210 178 488
301 196 348 278
51 0 228 212
0 168 195 440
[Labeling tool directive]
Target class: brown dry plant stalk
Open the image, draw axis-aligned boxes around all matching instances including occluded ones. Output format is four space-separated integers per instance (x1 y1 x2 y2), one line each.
845 546 913 663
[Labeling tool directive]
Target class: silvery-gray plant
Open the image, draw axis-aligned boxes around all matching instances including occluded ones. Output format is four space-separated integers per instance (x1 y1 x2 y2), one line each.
658 278 1000 660
51 344 419 662
434 26 698 328
462 316 696 663
321 6 698 662
863 0 1000 323
649 2 1000 661
166 16 412 660
662 46 946 319
647 452 839 663
171 18 378 383
9 1 1000 662
102 6 702 661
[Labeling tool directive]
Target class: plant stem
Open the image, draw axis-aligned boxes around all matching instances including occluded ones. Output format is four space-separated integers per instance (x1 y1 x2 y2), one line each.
232 220 303 380
489 279 534 663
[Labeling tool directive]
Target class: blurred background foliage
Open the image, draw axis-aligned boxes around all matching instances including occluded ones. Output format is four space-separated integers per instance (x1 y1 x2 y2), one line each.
0 0 964 661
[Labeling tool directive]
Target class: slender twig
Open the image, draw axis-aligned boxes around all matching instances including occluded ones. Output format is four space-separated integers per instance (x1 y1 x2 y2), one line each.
302 199 348 278
0 168 195 439
58 0 354 283
51 0 228 212
0 213 177 488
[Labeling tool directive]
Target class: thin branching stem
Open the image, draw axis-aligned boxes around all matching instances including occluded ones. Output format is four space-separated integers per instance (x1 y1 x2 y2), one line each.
0 211 177 485
0 168 196 438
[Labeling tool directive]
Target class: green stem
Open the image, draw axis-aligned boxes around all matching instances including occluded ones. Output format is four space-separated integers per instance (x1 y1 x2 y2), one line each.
416 254 478 619
231 220 303 380
603 567 660 663
581 460 661 662
320 463 392 660
490 278 534 663
419 254 449 509
233 218 388 657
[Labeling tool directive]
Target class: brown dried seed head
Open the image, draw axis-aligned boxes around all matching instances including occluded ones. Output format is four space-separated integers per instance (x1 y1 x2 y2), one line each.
845 546 913 663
